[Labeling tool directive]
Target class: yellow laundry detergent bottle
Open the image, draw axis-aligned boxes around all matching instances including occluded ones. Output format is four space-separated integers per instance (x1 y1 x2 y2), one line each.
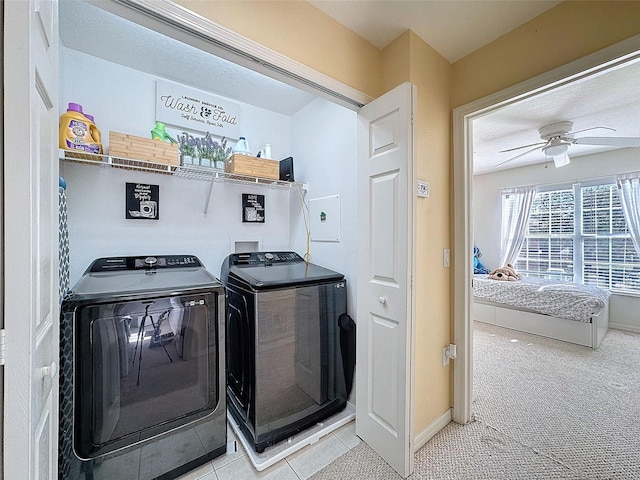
85 113 103 153
59 103 102 154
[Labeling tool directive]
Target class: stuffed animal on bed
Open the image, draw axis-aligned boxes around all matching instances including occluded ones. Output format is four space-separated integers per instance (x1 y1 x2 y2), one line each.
488 263 521 281
473 244 490 274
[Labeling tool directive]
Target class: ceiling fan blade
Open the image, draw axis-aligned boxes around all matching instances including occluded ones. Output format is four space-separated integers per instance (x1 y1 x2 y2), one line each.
494 145 542 168
568 126 616 135
499 141 546 153
573 136 640 147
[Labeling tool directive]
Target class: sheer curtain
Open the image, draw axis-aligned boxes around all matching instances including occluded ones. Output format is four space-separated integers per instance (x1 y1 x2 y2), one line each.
500 186 536 266
617 173 640 256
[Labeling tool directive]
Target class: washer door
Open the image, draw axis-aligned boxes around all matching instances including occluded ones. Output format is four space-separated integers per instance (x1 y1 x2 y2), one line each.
225 285 253 415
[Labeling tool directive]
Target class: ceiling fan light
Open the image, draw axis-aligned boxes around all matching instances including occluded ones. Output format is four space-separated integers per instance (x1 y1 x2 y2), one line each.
553 152 570 168
544 143 569 157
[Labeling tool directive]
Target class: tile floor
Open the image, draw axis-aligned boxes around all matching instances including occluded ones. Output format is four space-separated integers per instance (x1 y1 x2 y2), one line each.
177 421 359 480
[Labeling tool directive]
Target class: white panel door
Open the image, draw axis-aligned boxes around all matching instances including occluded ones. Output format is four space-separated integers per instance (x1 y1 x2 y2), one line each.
356 82 416 477
3 1 59 479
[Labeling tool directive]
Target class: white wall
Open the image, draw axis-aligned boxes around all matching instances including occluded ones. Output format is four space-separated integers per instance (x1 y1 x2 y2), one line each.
60 47 293 283
60 48 290 157
60 47 359 296
61 164 292 284
290 98 358 319
473 148 640 330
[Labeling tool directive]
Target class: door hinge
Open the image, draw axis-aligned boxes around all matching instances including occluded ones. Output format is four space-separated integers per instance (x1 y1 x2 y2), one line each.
0 329 5 366
443 343 457 366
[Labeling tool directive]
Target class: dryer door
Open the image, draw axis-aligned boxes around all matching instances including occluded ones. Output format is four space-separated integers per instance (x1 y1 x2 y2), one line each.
74 291 220 458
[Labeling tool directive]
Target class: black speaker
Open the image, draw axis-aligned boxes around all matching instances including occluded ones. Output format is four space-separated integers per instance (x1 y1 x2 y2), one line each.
279 157 294 182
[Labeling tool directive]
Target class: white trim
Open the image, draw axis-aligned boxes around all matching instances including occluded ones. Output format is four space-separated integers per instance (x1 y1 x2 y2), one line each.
610 323 640 334
453 33 640 425
452 107 473 424
409 83 418 464
111 0 373 109
0 329 5 366
413 409 452 451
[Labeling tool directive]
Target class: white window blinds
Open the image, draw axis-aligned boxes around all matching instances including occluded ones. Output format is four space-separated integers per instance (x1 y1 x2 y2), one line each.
582 184 639 292
508 182 640 293
514 189 574 281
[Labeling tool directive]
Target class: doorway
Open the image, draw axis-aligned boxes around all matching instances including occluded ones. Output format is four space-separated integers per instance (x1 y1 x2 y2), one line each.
452 34 640 423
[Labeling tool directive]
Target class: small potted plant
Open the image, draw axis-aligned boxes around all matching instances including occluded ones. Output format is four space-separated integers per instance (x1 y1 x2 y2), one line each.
198 133 232 170
177 132 197 165
212 136 232 170
198 137 214 168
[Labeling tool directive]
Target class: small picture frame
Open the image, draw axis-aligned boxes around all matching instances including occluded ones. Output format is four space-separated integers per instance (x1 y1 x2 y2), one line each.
242 193 265 223
126 182 159 220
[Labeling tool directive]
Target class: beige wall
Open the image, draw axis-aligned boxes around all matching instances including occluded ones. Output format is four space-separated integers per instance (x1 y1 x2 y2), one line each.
174 0 383 98
381 30 454 434
381 30 410 91
452 1 640 107
408 32 452 432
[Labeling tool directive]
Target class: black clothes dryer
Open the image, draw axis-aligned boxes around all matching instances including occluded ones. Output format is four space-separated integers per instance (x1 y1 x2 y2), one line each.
59 255 226 480
220 251 355 453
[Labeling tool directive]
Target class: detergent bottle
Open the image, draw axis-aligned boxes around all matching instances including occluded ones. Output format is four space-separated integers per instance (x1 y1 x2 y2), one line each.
232 136 251 155
150 121 177 144
59 103 102 154
84 113 103 154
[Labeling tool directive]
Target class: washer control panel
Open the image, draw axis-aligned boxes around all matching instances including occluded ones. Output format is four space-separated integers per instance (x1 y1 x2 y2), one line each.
230 251 302 266
89 255 202 272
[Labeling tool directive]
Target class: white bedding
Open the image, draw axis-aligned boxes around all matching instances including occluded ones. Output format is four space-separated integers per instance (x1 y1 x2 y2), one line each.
473 275 611 323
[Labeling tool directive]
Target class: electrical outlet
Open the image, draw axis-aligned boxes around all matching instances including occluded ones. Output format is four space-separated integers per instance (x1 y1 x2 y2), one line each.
417 181 430 198
443 346 450 366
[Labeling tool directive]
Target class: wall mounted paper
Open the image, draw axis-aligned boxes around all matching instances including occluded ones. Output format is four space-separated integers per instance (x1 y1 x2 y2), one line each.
310 194 340 242
156 80 241 138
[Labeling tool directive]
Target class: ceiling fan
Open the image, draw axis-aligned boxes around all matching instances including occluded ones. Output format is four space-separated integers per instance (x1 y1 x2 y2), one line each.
495 120 640 169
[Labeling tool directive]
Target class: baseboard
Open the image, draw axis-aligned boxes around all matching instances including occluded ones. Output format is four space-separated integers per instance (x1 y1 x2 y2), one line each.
414 408 452 451
610 322 640 334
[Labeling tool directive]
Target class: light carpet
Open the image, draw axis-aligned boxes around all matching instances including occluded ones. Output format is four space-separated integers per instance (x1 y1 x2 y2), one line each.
310 322 640 479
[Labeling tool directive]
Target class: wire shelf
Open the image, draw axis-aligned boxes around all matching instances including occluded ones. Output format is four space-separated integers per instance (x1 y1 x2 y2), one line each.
60 149 302 190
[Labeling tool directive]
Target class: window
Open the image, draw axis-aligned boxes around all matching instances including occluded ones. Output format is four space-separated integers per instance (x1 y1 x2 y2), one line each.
517 189 575 282
581 184 640 292
509 182 640 293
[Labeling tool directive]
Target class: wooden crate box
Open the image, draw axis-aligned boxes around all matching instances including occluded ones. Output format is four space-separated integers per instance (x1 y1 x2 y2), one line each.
109 131 179 166
225 154 279 179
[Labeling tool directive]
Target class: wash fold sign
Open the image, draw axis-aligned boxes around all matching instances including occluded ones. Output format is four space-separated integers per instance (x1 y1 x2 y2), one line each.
155 80 241 138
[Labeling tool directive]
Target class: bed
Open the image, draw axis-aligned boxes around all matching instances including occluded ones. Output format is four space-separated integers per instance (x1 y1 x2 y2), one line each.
473 274 610 349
